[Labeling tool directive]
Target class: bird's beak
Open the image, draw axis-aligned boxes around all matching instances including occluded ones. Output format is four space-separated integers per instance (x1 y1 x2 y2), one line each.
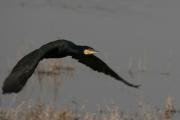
92 50 99 54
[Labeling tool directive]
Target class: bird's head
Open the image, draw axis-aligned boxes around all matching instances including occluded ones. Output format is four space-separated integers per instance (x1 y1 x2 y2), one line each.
80 46 99 55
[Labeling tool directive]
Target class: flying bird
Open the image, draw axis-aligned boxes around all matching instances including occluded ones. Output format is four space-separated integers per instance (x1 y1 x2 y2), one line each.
2 39 140 94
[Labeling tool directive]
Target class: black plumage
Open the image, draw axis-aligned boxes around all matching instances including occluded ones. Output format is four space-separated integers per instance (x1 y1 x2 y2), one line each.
2 39 140 94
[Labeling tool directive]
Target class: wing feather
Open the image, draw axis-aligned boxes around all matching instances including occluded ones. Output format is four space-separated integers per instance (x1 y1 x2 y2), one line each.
2 49 43 94
73 55 140 88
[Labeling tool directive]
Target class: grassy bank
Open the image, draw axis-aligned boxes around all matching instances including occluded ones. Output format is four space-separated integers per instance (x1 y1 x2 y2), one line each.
0 96 178 120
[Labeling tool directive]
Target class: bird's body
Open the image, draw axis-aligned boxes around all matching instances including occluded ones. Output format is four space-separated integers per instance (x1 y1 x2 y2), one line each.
2 39 140 94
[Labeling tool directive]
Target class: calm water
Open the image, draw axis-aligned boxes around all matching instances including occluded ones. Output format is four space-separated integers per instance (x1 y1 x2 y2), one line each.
0 0 180 117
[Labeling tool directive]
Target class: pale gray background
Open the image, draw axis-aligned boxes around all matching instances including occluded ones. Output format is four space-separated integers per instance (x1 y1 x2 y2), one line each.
0 0 180 116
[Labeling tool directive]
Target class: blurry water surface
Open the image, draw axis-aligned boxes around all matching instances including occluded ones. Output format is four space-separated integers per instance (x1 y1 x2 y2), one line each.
0 0 180 117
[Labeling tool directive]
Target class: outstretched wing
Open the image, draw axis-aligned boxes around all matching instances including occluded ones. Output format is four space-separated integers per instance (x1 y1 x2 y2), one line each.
2 49 43 94
72 55 140 88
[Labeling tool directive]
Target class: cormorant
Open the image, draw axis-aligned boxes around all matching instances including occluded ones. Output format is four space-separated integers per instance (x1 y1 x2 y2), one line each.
2 39 140 94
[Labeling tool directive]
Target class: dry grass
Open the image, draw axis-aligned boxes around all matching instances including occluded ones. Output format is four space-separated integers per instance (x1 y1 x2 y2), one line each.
0 96 179 120
1 60 179 120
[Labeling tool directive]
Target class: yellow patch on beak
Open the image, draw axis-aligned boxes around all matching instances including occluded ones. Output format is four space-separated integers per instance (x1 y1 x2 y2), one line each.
84 49 98 55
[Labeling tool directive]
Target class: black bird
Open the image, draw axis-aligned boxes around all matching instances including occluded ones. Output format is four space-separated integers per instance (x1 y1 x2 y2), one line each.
2 39 140 94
